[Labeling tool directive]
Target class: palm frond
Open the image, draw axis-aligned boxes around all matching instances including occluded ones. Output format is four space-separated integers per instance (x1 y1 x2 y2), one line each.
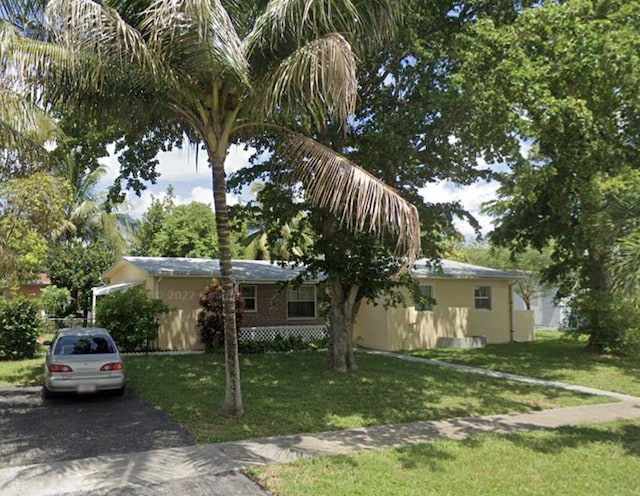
255 32 356 130
282 132 421 263
0 87 58 141
138 0 249 88
347 0 403 56
610 228 640 295
244 0 359 55
45 0 158 87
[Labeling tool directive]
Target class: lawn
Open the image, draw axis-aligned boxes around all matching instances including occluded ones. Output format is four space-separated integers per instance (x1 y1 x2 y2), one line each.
252 418 640 496
409 330 640 397
0 357 43 387
123 350 604 443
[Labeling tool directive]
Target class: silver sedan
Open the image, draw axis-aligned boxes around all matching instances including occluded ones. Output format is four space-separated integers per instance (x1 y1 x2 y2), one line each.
43 327 125 399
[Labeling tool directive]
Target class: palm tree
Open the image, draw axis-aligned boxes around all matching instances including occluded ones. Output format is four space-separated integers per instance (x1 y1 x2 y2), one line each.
0 2 57 176
56 152 135 256
15 0 420 417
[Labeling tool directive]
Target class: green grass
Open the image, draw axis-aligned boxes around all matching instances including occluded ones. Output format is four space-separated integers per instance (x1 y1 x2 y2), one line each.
0 357 43 386
252 419 640 496
409 330 640 397
123 350 604 443
0 336 52 387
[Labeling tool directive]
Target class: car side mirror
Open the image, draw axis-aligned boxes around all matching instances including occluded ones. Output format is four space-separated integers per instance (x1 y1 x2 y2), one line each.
42 341 52 346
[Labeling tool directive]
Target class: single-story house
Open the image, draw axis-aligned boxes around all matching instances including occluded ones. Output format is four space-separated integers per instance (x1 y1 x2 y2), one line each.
353 259 534 351
1 273 51 299
94 257 325 350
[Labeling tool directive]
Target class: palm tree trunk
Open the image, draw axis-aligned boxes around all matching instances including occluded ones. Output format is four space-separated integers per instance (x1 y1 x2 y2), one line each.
209 148 243 418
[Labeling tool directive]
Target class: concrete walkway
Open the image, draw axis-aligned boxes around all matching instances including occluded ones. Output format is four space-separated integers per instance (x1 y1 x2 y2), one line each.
2 356 640 495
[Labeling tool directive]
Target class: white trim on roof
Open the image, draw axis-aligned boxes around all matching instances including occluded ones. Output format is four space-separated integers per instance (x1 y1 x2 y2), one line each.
92 281 144 297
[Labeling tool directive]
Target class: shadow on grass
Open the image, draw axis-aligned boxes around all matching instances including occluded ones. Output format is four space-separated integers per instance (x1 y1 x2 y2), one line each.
124 350 604 444
410 332 640 390
388 420 640 473
0 361 43 387
502 422 640 457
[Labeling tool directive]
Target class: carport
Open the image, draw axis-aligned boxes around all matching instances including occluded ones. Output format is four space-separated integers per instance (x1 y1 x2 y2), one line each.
91 281 144 323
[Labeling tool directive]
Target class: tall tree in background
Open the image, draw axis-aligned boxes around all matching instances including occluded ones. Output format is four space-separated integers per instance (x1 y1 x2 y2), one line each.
0 172 71 288
457 243 553 310
135 187 245 258
457 0 640 352
46 242 116 318
16 0 419 417
55 153 135 256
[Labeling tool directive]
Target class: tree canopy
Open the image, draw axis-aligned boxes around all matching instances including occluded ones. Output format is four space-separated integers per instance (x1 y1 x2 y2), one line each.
0 172 71 288
457 0 640 351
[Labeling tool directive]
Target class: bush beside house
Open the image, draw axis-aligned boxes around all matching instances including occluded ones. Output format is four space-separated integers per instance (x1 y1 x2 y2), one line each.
95 287 169 352
0 298 42 360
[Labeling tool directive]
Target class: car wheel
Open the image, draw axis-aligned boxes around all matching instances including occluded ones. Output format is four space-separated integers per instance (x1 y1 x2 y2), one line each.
42 386 54 400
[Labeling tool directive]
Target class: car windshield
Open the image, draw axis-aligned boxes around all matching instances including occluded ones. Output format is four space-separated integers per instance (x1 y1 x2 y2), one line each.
54 335 116 355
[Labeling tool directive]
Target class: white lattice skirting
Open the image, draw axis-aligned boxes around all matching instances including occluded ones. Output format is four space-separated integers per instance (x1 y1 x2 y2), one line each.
239 325 327 343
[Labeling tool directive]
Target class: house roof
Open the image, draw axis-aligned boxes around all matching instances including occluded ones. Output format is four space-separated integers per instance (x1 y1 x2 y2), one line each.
103 256 523 285
106 256 310 283
411 259 525 280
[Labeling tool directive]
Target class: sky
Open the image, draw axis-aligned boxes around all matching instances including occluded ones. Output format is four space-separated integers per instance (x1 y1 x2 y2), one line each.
98 145 500 240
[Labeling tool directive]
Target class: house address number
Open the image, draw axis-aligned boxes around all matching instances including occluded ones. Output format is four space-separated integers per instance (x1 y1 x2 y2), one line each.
164 290 196 301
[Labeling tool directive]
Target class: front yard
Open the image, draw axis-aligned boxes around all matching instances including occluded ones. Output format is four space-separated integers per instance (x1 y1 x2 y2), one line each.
410 330 640 397
122 349 605 444
1 331 634 444
2 331 639 495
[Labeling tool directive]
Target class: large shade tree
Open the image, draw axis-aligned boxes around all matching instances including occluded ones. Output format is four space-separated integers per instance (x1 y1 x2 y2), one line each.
456 0 640 352
14 0 421 417
232 0 540 371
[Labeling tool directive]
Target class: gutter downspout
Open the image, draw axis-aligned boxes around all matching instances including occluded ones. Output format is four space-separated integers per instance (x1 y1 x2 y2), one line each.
509 281 516 343
154 277 163 349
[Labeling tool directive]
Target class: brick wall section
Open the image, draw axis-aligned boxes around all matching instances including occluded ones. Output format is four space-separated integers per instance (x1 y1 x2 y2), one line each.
241 284 325 327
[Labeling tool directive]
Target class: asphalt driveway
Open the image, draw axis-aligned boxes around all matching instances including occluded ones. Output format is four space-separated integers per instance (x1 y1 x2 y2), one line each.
0 386 193 469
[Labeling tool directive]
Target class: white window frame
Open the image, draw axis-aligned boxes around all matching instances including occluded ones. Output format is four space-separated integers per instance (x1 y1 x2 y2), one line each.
474 286 492 311
239 284 257 313
287 285 317 320
416 284 434 312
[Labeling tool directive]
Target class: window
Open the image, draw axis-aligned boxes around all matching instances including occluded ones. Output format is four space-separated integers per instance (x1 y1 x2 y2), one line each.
474 286 492 310
415 285 434 311
239 285 257 312
287 285 316 319
54 336 115 355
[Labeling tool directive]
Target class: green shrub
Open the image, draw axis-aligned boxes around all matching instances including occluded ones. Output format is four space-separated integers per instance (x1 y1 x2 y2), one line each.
197 279 243 352
568 295 640 355
95 287 169 352
238 334 328 354
0 298 41 360
39 285 72 318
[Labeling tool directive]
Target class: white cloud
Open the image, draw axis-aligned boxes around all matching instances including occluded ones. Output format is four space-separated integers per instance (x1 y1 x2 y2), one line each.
419 180 500 238
125 185 241 218
97 141 252 217
98 142 255 186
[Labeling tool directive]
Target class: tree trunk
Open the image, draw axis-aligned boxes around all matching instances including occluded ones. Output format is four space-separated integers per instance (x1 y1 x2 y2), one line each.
325 278 359 372
209 149 243 417
585 250 610 354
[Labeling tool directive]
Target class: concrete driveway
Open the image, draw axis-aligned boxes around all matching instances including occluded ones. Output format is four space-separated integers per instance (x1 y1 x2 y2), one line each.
0 386 193 468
